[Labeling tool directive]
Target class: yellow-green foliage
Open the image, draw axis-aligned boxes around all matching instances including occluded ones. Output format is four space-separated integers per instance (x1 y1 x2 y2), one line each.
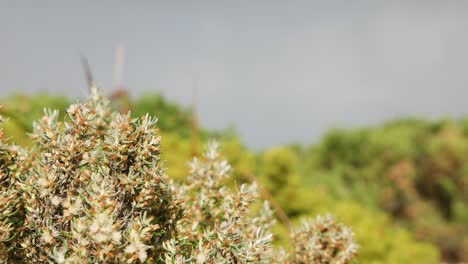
159 133 257 183
257 146 440 263
306 119 468 261
259 147 311 216
131 93 194 138
0 94 69 146
305 189 439 263
159 132 192 180
218 137 257 184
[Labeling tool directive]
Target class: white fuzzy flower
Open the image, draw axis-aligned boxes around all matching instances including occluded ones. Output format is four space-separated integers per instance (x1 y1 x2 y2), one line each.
51 196 61 206
41 230 53 244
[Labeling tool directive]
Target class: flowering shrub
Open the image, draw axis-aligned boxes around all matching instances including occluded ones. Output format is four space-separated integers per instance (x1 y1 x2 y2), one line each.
282 215 358 263
0 114 29 263
163 141 276 263
0 88 358 263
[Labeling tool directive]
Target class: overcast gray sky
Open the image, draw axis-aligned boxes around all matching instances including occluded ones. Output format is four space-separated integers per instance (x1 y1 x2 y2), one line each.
1 1 468 149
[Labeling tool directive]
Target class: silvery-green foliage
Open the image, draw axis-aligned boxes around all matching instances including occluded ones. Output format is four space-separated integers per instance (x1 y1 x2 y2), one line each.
0 88 358 263
17 88 182 263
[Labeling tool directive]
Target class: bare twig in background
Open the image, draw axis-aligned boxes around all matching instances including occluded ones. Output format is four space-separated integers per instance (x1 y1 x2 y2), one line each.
110 45 131 113
245 173 292 232
80 52 94 91
191 76 199 157
186 74 289 230
112 44 125 89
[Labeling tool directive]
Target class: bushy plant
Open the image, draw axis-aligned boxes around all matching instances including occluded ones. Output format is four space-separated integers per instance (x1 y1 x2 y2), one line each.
18 89 182 262
0 113 29 262
0 88 358 263
282 215 358 264
162 141 276 263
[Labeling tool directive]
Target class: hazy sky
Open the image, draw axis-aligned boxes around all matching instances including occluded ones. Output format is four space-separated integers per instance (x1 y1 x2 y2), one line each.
1 1 468 149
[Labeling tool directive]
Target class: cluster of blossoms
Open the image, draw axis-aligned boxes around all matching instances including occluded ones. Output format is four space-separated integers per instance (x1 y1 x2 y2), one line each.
0 88 358 263
277 215 359 263
163 141 276 263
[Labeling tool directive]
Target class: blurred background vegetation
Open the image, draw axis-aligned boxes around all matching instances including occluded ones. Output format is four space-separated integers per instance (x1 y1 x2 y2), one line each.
4 91 468 263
